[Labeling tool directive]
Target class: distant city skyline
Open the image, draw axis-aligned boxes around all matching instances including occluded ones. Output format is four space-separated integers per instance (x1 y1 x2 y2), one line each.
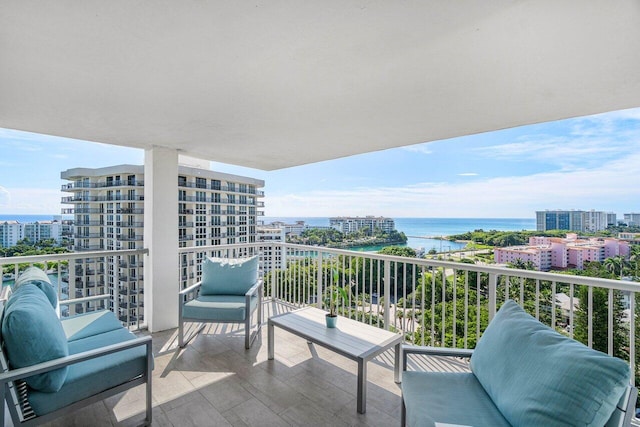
1 107 640 218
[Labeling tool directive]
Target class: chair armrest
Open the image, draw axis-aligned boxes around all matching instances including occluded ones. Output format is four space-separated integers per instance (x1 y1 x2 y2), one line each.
0 335 152 385
245 279 263 297
402 345 474 371
180 281 202 297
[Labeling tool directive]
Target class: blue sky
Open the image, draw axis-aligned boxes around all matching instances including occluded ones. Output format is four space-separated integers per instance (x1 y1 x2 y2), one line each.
1 107 639 219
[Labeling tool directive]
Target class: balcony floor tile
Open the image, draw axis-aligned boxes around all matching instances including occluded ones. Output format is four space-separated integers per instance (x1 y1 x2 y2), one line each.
38 301 469 427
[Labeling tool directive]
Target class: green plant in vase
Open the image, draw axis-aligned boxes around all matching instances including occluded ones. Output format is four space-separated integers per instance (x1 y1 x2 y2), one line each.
325 269 349 328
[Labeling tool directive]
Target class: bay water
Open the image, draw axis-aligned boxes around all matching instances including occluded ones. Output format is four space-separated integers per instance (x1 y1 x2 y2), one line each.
264 217 536 251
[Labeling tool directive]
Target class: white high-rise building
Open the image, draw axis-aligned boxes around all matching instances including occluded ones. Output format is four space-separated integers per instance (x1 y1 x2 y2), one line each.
23 220 63 243
329 216 396 234
536 210 614 233
61 164 264 324
623 213 640 227
0 219 63 248
256 225 286 272
0 221 24 248
582 210 610 233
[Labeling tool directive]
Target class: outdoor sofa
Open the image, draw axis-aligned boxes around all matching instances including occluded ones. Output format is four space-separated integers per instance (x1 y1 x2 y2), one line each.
401 300 637 427
0 267 152 426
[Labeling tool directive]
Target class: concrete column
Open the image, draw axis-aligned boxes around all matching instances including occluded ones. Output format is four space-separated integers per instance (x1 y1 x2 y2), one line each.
144 147 179 332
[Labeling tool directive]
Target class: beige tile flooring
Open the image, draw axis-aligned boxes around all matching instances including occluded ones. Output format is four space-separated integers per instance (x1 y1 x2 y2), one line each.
38 301 468 427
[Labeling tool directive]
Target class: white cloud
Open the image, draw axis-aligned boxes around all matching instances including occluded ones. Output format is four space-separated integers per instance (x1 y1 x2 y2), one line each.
473 108 640 170
264 151 640 218
399 144 432 155
0 186 10 207
0 187 61 214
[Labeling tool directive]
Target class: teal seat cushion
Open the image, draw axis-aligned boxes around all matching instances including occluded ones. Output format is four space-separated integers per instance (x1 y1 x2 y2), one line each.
200 256 258 296
13 266 57 308
2 284 68 392
402 371 510 427
183 294 258 321
470 300 630 427
61 310 124 342
28 328 149 416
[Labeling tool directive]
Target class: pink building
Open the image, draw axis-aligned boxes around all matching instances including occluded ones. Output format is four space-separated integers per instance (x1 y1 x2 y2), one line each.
493 246 553 270
493 234 631 271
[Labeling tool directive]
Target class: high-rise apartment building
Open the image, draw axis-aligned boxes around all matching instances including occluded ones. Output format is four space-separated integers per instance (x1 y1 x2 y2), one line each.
0 219 63 248
0 221 23 248
256 225 286 272
623 213 640 227
329 216 396 234
61 164 264 324
536 210 615 232
23 220 63 243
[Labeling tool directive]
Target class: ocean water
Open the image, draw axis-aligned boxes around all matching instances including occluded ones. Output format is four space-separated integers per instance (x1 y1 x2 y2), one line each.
264 217 536 251
2 215 536 252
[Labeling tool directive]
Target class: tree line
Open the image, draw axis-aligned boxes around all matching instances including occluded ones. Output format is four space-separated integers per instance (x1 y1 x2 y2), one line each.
288 227 407 247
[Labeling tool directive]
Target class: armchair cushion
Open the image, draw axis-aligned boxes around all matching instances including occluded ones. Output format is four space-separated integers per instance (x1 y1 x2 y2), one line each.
200 256 258 296
2 284 68 392
13 266 57 308
182 294 258 322
28 328 148 416
470 300 630 427
403 371 510 427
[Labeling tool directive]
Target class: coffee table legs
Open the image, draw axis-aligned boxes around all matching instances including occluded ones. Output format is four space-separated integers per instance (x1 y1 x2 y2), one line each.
394 342 402 383
267 320 274 360
357 359 367 414
267 318 402 414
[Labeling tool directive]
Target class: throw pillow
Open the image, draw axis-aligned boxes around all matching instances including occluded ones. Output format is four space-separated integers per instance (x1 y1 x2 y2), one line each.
2 284 69 392
200 256 258 296
470 300 630 427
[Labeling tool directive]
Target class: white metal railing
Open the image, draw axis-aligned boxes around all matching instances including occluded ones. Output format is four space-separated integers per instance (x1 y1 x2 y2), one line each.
178 242 640 385
1 249 148 330
3 243 637 381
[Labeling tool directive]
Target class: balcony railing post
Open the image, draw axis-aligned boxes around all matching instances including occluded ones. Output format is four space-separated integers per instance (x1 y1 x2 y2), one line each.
488 272 497 322
630 293 636 386
316 251 323 310
383 260 391 330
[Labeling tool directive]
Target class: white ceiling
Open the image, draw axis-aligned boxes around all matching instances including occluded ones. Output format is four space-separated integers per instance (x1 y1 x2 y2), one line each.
1 1 639 170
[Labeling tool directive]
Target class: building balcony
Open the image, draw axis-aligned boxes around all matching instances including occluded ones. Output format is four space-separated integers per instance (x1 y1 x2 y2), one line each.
117 208 144 214
74 220 102 226
62 208 103 214
61 180 144 190
116 234 144 241
74 232 103 239
116 221 144 228
74 244 104 251
2 244 640 426
61 195 99 203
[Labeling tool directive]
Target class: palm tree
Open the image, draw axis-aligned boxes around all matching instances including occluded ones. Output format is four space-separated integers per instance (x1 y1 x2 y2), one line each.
629 244 640 279
603 255 628 280
507 259 537 270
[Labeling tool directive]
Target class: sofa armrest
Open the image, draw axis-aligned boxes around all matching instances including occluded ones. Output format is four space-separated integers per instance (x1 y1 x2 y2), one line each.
245 279 263 298
0 335 152 385
402 345 474 371
180 281 202 297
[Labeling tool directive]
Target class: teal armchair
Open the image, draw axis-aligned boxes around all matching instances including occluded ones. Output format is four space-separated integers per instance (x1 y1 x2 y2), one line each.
178 256 263 349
